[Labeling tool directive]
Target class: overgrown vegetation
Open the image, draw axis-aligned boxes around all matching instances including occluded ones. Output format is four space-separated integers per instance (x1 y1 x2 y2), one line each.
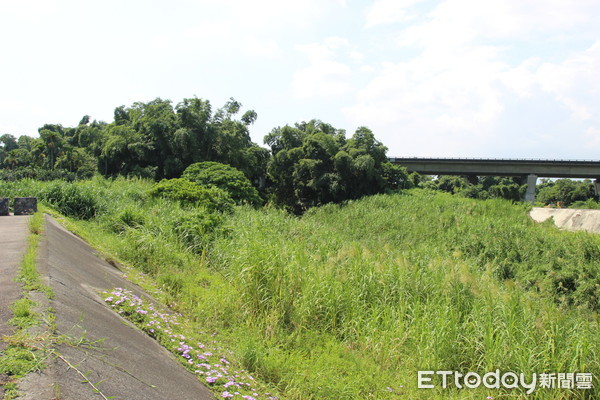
4 178 597 399
148 178 235 212
0 98 267 183
2 95 598 399
425 175 600 208
0 211 49 399
102 287 281 399
2 95 598 210
182 161 262 206
265 122 411 213
1 96 417 212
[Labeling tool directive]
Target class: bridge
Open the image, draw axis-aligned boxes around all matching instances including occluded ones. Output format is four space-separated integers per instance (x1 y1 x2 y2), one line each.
389 157 600 203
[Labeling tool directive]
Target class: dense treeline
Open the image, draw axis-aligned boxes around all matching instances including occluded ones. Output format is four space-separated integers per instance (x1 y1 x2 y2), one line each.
0 97 267 183
423 175 599 208
0 96 409 213
264 121 410 213
1 95 598 211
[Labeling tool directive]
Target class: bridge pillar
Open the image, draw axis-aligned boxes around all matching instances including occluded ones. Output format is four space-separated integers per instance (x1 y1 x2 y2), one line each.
522 174 537 204
594 179 600 199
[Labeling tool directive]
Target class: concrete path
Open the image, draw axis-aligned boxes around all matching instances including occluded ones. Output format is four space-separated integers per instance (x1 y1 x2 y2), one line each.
0 215 30 395
18 216 214 400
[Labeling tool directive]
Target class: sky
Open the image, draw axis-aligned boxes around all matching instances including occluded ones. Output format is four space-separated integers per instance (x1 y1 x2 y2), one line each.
1 0 600 159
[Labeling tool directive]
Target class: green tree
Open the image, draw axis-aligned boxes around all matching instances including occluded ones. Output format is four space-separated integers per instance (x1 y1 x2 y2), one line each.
100 125 149 177
182 161 261 206
0 134 18 152
39 129 64 170
3 149 31 169
265 120 408 213
130 98 178 179
537 179 596 206
148 178 234 212
55 146 96 177
174 97 214 163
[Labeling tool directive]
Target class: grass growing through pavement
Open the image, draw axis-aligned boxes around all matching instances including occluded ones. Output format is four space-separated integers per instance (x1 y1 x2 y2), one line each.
2 178 598 399
0 210 51 400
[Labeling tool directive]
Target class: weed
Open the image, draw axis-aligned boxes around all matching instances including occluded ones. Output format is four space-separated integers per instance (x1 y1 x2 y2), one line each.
0 210 54 397
5 179 598 399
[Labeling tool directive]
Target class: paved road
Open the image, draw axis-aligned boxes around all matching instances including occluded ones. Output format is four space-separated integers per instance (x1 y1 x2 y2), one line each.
0 215 30 395
16 216 214 400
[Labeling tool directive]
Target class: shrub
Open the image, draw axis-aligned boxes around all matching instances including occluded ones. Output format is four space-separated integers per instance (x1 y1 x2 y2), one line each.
182 161 261 206
148 178 234 213
109 207 146 233
570 198 600 209
172 209 226 253
40 181 104 219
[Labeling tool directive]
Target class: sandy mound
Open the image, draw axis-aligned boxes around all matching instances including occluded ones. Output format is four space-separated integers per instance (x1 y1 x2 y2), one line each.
530 207 600 234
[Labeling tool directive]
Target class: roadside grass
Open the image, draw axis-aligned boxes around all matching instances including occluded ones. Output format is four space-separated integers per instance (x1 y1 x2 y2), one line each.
0 210 52 400
2 179 598 399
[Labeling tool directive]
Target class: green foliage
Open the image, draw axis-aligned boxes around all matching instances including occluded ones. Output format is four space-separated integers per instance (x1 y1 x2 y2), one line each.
1 96 266 194
570 198 600 209
0 209 50 392
8 298 37 329
428 175 600 207
203 190 599 399
428 175 527 202
537 178 597 207
41 179 599 400
109 206 147 233
265 121 410 213
0 346 38 377
172 209 226 254
148 178 234 212
0 167 86 182
40 181 105 219
182 161 261 206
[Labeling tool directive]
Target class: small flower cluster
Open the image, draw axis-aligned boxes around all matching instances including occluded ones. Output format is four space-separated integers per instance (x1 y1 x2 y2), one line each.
103 288 279 400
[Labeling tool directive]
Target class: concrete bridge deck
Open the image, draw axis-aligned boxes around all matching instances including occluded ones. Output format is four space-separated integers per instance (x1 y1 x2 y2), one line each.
389 157 600 203
389 157 600 178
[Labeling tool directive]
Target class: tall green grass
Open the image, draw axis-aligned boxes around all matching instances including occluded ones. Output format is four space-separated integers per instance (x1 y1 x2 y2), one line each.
204 191 598 399
2 179 597 399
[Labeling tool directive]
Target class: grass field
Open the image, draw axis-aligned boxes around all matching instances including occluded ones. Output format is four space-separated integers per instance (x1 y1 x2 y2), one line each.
1 178 598 399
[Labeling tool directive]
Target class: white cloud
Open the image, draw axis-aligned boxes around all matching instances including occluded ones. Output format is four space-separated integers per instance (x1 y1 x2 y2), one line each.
1 0 600 160
292 38 354 99
243 36 281 58
534 41 600 121
345 0 600 157
345 42 507 144
222 0 326 32
365 0 424 28
292 62 352 99
359 65 375 74
500 58 542 98
399 0 600 47
585 127 600 150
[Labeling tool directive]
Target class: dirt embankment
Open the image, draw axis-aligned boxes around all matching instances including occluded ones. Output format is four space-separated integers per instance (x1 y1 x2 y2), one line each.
530 207 600 234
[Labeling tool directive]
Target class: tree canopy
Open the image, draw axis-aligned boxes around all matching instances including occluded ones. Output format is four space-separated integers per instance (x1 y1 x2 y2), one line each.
2 95 597 212
264 120 411 213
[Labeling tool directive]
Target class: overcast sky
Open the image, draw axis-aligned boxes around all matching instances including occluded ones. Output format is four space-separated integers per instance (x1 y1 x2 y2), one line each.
1 0 599 159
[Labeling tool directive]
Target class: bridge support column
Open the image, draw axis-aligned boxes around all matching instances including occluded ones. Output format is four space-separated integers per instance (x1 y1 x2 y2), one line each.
594 179 600 200
522 174 537 204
